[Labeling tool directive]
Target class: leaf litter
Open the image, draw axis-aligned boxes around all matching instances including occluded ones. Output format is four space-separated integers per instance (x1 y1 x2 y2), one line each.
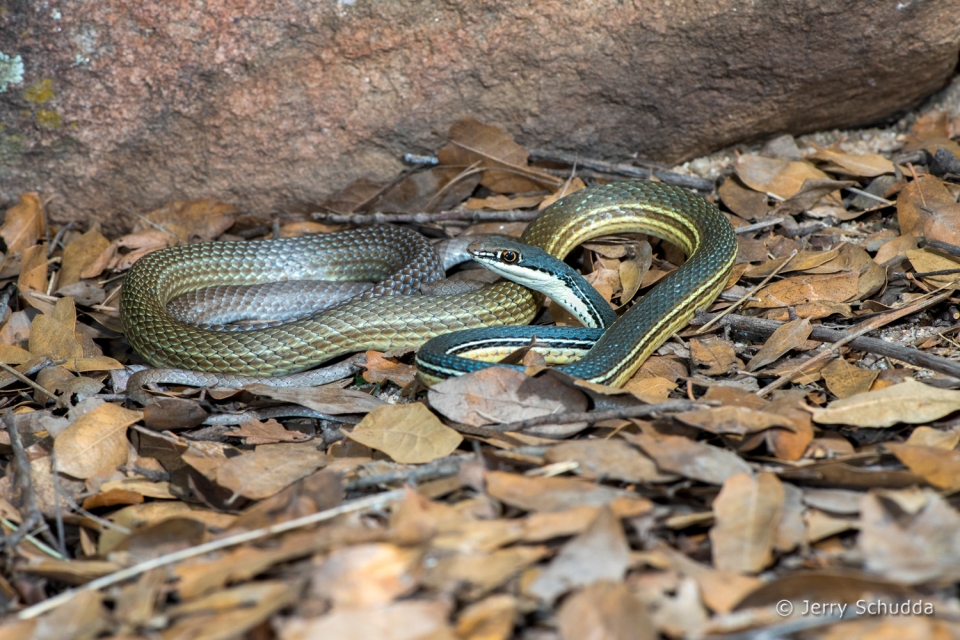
2 109 960 639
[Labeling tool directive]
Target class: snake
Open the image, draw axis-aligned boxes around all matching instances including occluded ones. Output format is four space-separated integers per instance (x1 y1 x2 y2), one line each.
120 181 736 395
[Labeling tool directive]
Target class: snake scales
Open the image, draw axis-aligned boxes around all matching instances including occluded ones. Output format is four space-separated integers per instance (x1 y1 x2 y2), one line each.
120 181 736 388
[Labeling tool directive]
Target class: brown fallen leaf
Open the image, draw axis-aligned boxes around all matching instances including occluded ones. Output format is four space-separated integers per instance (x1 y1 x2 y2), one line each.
138 199 238 243
746 318 812 372
538 176 587 210
544 439 677 484
212 441 328 501
674 405 796 437
231 418 310 445
807 144 895 177
527 507 630 605
362 350 418 387
18 243 49 311
484 470 649 513
465 193 543 210
709 472 784 574
59 227 111 289
29 589 106 640
821 358 879 399
859 489 960 584
28 314 84 362
53 403 143 479
906 248 960 287
734 155 830 200
437 117 552 194
743 248 840 278
557 581 654 640
428 367 588 428
423 545 549 602
904 425 960 450
347 403 462 464
810 379 960 428
898 175 960 248
747 272 859 308
0 193 45 254
310 543 421 608
719 175 771 220
520 501 653 543
622 372 677 403
885 443 960 491
689 336 740 375
243 384 383 414
621 432 752 485
455 594 518 640
164 581 298 640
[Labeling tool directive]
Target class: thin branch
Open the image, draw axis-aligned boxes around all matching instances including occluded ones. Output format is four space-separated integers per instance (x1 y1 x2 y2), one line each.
527 148 715 192
313 208 541 225
482 399 711 433
17 489 407 620
1 410 55 556
0 360 59 401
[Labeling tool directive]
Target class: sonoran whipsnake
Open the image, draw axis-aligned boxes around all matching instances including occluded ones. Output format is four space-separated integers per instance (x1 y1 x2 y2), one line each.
120 181 737 396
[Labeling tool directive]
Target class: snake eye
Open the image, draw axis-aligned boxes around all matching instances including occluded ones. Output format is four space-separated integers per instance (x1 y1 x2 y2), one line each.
501 250 519 264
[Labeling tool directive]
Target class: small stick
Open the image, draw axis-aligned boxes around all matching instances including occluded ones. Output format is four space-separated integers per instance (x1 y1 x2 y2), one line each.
755 288 956 396
344 454 473 491
1 411 56 555
313 209 541 225
696 249 798 334
692 310 960 380
733 217 786 235
485 399 710 433
0 361 59 401
527 148 715 192
16 489 407 620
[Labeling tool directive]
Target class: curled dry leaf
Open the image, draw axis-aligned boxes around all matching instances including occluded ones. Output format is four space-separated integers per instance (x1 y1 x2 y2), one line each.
0 193 45 254
54 403 143 479
347 403 463 464
709 472 784 574
884 443 960 491
807 144 895 177
362 351 418 387
810 379 960 428
428 367 588 428
745 318 811 372
734 155 830 200
59 227 111 289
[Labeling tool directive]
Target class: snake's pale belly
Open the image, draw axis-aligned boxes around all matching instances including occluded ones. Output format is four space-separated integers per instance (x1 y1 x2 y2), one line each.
120 182 736 385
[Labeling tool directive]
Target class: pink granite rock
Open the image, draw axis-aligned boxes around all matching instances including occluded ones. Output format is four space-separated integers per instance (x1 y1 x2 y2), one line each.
0 1 958 230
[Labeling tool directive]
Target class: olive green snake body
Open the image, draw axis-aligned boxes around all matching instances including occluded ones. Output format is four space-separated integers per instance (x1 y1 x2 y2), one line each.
120 181 737 394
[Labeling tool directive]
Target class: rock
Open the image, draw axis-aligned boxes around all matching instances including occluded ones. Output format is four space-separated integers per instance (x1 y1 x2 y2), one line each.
1 1 958 230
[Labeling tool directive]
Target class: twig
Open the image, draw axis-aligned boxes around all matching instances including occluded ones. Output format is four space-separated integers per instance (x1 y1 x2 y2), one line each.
692 309 960 380
843 186 893 206
696 249 798 334
440 138 562 186
16 489 407 620
313 209 541 225
46 221 76 257
344 454 473 491
733 217 786 235
527 148 715 192
0 360 59 401
1 410 55 556
756 288 957 396
484 399 710 433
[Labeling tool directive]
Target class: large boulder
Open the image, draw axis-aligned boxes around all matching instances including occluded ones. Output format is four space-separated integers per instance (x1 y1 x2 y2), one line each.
1 1 958 230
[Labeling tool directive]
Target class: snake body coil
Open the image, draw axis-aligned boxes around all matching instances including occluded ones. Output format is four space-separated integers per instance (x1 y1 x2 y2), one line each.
121 182 736 386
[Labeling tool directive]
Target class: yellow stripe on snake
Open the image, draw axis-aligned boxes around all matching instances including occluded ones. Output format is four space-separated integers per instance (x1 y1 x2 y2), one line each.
120 181 736 390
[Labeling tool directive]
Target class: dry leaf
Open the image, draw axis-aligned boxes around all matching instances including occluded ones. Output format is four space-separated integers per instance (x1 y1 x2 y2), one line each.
709 472 784 573
54 403 143 479
622 432 752 485
811 379 960 428
527 507 630 605
213 441 327 501
243 384 383 414
906 248 960 287
232 418 310 445
485 471 649 513
821 358 879 399
885 443 960 491
362 351 418 387
746 318 812 371
544 439 677 484
28 315 84 361
17 243 48 309
0 193 45 253
747 272 859 308
735 155 830 200
557 581 654 640
310 543 420 608
465 194 543 210
347 403 462 464
897 175 960 248
539 177 587 210
675 406 796 437
428 367 588 428
437 117 546 193
279 597 453 639
689 336 740 375
139 199 238 243
622 372 677 403
59 227 111 288
455 595 518 640
719 176 770 220
807 144 895 177
859 489 960 584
